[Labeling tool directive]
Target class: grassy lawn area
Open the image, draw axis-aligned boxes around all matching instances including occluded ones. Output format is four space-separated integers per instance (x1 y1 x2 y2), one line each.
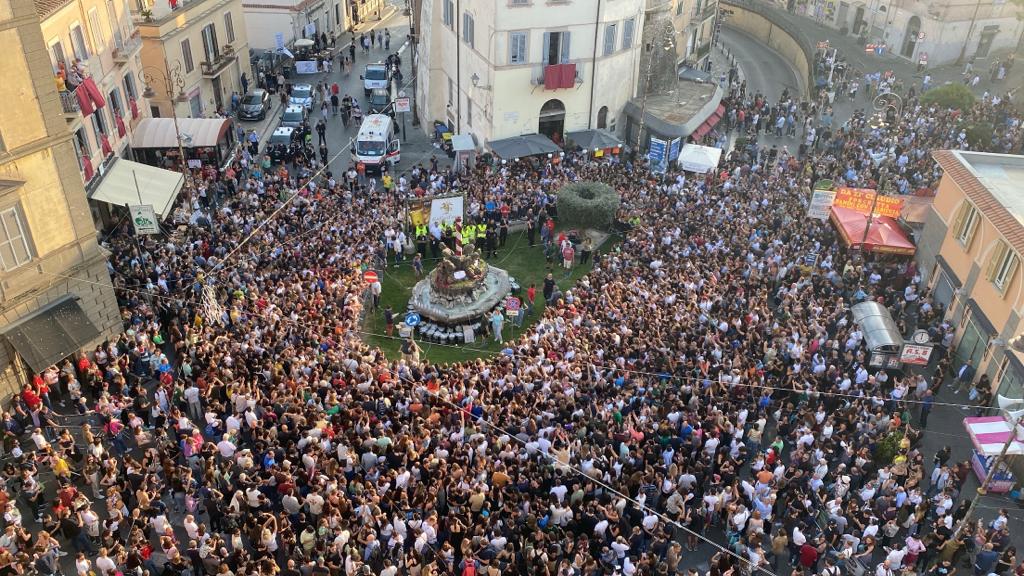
361 229 607 364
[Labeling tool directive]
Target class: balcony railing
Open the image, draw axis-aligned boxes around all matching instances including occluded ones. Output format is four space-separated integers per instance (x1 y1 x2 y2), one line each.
201 53 237 77
59 90 81 116
112 33 142 62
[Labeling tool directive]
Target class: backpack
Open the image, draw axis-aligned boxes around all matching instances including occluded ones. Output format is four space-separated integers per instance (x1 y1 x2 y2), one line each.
462 561 477 576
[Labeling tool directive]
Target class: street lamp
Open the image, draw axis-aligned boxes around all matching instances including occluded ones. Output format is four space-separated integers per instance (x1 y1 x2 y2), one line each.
859 91 903 249
139 60 194 191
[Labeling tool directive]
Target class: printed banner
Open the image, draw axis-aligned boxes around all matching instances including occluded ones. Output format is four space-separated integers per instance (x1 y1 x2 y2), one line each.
295 61 319 74
807 189 837 221
429 195 464 226
408 199 430 227
130 204 160 235
900 344 933 366
833 187 904 218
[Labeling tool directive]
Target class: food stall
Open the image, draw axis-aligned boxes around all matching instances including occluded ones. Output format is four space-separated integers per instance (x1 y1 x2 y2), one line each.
963 415 1022 493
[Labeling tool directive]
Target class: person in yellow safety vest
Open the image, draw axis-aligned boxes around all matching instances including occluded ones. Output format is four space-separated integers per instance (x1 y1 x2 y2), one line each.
476 222 487 249
465 224 476 245
416 224 427 239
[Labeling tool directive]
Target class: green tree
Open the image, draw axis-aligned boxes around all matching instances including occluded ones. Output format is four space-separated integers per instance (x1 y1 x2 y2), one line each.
920 83 976 111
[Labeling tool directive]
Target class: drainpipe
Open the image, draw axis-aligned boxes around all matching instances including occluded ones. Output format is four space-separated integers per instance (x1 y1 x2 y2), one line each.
588 0 602 129
456 0 462 133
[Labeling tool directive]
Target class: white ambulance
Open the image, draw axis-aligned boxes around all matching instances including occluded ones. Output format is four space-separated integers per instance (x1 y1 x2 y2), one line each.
352 114 400 173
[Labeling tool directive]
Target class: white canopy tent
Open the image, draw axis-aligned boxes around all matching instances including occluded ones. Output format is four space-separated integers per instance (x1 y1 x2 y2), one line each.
677 143 722 174
88 158 185 218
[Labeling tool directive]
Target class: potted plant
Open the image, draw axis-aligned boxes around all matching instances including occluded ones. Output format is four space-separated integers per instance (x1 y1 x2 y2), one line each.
140 8 153 21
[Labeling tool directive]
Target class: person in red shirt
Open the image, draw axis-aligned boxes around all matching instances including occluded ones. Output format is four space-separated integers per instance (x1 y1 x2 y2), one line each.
799 541 819 573
526 283 536 316
20 385 40 411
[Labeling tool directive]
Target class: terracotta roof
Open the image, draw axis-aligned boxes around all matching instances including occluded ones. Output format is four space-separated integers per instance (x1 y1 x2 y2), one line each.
34 0 74 19
932 149 1024 253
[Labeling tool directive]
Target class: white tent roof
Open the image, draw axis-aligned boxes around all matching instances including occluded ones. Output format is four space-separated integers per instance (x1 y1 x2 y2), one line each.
132 117 232 149
89 159 185 218
677 143 722 174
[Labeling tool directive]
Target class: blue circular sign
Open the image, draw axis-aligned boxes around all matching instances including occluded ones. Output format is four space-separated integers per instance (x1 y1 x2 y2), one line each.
404 313 421 327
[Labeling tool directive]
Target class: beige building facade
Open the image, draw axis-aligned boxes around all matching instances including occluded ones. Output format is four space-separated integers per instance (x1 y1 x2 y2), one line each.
671 0 718 68
135 0 253 119
38 0 149 200
917 150 1024 400
0 0 121 397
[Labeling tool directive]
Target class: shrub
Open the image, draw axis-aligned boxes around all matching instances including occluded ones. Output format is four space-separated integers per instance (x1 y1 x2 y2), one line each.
920 83 976 111
556 181 621 230
964 120 994 149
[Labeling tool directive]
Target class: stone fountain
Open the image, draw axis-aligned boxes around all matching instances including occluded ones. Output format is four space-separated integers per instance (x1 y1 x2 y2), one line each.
409 244 510 325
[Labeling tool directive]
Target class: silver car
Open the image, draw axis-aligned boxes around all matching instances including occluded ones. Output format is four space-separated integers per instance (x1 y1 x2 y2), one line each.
291 83 315 110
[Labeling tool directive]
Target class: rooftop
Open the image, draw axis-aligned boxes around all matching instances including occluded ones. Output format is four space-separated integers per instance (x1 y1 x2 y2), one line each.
933 150 1024 251
34 0 73 19
624 80 721 139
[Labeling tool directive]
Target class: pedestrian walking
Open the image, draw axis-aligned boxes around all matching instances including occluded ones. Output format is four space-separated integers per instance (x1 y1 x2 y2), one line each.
384 29 391 50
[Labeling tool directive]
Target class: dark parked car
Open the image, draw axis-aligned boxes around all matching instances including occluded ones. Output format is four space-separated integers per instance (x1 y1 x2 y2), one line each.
368 88 392 115
238 89 270 120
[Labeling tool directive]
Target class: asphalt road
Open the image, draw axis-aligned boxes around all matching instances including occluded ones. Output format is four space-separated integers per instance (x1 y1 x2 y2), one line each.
720 26 802 104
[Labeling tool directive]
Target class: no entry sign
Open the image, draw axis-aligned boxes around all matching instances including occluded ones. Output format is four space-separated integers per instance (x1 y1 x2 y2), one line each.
364 270 379 284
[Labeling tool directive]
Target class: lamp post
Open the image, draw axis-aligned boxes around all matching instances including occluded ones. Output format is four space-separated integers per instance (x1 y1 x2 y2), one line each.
139 60 194 192
859 91 903 248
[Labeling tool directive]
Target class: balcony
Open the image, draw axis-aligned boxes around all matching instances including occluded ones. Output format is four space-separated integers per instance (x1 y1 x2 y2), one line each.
200 52 237 77
112 33 143 63
531 62 583 89
59 90 81 116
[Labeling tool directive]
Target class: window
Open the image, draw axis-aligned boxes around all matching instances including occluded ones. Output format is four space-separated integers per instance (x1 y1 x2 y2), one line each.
952 202 980 248
443 0 454 29
622 18 635 49
462 13 475 48
88 9 105 54
70 24 89 59
509 31 527 64
448 77 454 106
123 73 137 101
107 0 123 50
201 23 219 62
73 127 91 157
542 31 571 65
676 0 683 14
150 105 161 118
597 106 608 129
49 40 67 72
466 98 472 127
181 39 194 73
603 23 617 56
224 12 235 43
108 88 123 117
988 240 1019 292
0 207 31 271
91 112 107 150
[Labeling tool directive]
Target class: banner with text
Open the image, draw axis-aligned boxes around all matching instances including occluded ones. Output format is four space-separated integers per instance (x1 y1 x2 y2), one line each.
807 189 837 221
833 187 904 218
429 195 465 226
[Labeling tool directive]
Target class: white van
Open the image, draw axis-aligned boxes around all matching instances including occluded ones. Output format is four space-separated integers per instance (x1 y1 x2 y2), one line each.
361 63 390 96
352 114 400 172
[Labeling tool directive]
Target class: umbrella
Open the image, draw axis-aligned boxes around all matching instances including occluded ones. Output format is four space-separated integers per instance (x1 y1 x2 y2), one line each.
487 134 560 159
565 129 622 151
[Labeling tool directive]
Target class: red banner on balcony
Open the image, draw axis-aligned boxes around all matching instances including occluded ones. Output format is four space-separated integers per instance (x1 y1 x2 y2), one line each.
75 85 94 116
129 98 139 120
559 63 576 88
83 77 106 109
116 115 127 138
544 65 560 90
101 133 113 156
82 154 94 181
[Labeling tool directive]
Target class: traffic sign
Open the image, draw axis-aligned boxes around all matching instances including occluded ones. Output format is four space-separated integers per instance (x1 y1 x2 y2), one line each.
404 312 421 327
363 270 379 284
395 97 411 113
505 296 521 311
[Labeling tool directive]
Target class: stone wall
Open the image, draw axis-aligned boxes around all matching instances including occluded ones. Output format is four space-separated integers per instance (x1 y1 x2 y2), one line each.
721 0 814 98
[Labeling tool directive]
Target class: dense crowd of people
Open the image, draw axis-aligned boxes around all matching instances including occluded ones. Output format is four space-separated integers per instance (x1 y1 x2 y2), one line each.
7 34 1024 576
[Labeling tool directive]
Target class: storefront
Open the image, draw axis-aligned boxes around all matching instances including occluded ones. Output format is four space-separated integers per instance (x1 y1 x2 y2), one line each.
131 117 238 172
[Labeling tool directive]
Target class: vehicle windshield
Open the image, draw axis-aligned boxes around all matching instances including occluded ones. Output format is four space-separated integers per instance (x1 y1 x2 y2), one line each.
370 93 388 106
270 133 291 145
356 140 385 156
282 111 304 123
365 68 387 81
292 87 312 100
243 94 262 105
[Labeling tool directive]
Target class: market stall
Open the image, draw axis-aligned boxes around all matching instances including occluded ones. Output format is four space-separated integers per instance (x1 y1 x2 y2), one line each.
829 205 915 255
963 415 1023 493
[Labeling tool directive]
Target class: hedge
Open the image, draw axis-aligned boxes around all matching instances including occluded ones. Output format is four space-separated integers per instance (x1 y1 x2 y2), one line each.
920 84 976 111
556 181 620 230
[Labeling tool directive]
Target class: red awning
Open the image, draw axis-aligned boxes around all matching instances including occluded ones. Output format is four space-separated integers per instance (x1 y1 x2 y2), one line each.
829 205 916 255
691 104 726 140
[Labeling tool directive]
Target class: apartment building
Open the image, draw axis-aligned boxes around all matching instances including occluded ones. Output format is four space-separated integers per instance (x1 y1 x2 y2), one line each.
417 0 646 147
134 0 253 118
672 0 718 68
0 0 121 396
917 150 1024 399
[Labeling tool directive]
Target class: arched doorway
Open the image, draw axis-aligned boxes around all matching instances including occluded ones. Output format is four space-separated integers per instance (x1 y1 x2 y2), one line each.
852 3 865 35
538 99 566 144
901 16 921 58
597 106 608 129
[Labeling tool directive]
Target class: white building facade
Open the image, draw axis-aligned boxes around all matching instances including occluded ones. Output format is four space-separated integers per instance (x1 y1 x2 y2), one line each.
243 0 352 52
417 0 646 148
